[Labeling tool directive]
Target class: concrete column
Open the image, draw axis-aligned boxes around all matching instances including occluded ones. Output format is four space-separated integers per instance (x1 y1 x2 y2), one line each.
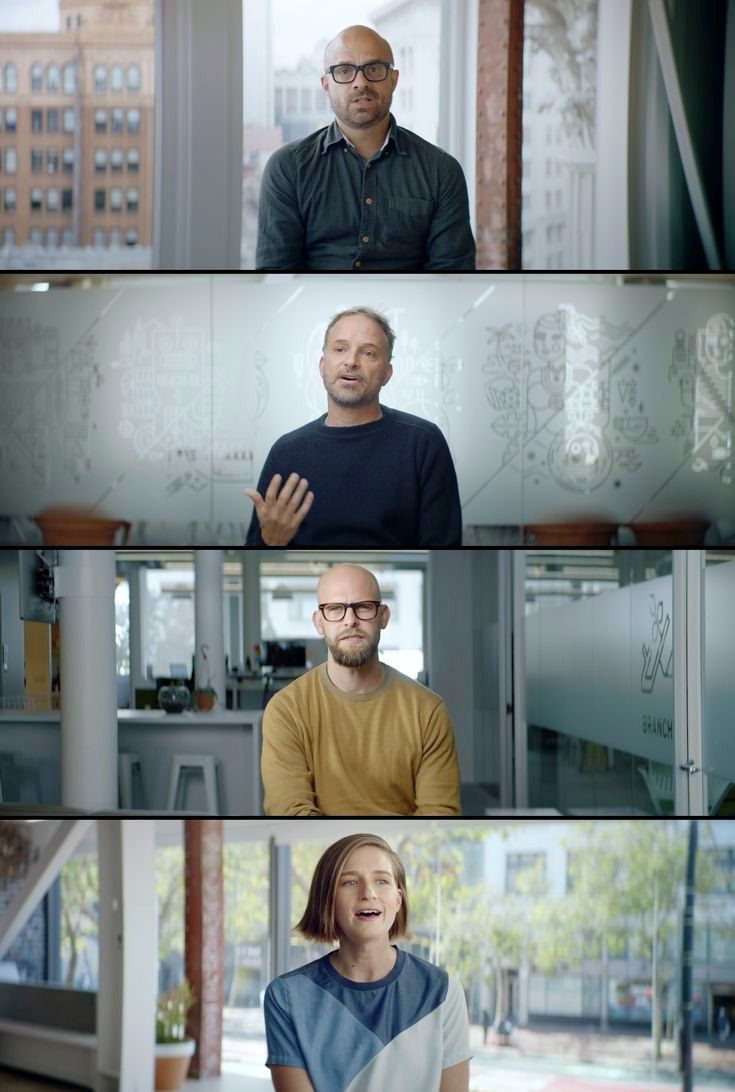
194 550 226 707
127 563 148 701
97 820 156 1092
241 550 261 669
184 820 224 1078
56 550 117 810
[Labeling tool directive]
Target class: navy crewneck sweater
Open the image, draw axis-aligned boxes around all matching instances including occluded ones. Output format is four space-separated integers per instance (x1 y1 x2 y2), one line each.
245 406 462 547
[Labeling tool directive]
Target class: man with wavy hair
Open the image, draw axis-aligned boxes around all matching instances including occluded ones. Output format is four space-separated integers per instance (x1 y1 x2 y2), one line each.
245 305 462 547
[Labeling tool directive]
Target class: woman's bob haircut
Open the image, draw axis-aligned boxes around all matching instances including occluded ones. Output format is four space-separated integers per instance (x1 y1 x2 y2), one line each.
294 833 411 944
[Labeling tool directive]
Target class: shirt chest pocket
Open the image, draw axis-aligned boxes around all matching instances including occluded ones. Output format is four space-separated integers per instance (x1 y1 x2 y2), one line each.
384 195 433 245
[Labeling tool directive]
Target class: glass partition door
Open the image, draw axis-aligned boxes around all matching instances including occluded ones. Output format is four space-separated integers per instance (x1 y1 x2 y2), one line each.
522 549 676 815
703 551 735 815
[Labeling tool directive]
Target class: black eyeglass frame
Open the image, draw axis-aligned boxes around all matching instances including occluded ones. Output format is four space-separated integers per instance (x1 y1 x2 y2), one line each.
317 600 382 621
324 61 395 84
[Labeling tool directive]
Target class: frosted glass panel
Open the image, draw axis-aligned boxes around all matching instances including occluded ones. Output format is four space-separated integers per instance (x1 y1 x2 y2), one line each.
0 275 732 542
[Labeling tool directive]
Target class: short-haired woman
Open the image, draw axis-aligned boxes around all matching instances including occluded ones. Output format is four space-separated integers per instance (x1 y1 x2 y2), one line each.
264 833 471 1091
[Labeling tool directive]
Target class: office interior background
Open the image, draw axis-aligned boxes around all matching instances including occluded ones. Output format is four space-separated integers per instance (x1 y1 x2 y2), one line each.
0 272 733 548
0 547 733 817
0 817 734 1092
0 0 732 270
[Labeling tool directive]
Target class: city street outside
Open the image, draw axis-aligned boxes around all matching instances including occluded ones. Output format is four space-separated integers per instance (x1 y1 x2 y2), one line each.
221 1009 735 1091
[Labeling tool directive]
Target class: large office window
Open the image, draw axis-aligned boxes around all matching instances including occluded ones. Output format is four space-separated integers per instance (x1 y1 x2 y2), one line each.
241 0 443 268
260 560 425 680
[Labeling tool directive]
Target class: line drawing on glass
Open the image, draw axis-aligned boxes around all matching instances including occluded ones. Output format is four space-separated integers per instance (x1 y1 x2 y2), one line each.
0 316 101 489
641 594 673 694
481 303 651 496
112 316 263 500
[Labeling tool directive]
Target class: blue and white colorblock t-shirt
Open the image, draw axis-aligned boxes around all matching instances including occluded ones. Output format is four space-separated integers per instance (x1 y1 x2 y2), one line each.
264 947 471 1091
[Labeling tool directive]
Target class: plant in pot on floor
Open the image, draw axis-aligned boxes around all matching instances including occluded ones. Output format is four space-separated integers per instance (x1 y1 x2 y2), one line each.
194 643 217 711
155 979 196 1091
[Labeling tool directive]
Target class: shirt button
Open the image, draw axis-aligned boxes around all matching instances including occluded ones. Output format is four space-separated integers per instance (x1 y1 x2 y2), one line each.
354 260 362 269
362 235 369 243
365 197 373 205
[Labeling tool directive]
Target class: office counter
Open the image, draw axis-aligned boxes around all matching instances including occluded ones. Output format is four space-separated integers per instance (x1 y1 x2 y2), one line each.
0 709 262 814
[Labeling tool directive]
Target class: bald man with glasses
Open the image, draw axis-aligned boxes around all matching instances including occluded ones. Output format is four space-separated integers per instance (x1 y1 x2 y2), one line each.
256 24 475 271
261 564 461 816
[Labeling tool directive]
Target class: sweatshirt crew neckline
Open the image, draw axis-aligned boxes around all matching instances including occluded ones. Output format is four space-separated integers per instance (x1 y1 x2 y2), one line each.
319 661 394 702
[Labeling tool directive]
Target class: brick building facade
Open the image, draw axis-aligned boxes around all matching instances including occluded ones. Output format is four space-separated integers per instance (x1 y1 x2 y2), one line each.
0 0 154 250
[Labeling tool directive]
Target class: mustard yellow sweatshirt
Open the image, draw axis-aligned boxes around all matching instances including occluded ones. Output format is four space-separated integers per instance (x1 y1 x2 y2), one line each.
261 663 461 816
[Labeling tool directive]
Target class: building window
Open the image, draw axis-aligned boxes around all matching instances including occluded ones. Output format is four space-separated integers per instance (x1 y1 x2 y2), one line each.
4 227 16 245
111 64 124 92
47 187 59 211
95 108 107 133
6 63 17 93
63 149 75 173
286 88 297 113
30 187 43 212
94 64 108 93
63 63 76 93
92 228 106 246
109 227 122 245
4 187 16 213
47 64 60 92
110 186 122 211
5 107 17 133
47 227 59 247
94 189 106 212
47 108 59 133
31 148 43 173
111 107 124 133
126 228 139 246
505 852 546 894
31 63 43 92
126 186 139 213
275 88 283 115
95 149 108 172
111 148 124 171
300 88 311 113
63 108 75 133
127 108 140 134
62 228 74 245
127 148 140 173
5 148 17 174
127 64 141 91
48 148 59 174
32 110 43 133
29 227 42 245
62 188 73 211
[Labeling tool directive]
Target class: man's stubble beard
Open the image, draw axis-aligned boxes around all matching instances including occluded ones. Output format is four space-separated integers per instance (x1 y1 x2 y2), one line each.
325 630 381 668
328 88 393 132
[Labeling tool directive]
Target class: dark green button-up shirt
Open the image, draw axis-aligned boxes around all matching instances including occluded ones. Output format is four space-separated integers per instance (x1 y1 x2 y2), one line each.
255 116 476 271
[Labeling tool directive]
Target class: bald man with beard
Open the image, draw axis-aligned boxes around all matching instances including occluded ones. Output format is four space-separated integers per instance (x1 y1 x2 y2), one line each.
256 24 475 271
260 564 461 816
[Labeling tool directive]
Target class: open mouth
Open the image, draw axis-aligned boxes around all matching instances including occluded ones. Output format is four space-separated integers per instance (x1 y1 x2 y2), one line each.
355 909 382 919
338 374 361 382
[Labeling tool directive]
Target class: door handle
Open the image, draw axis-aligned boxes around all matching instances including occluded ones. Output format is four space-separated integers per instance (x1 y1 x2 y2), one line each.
679 760 700 775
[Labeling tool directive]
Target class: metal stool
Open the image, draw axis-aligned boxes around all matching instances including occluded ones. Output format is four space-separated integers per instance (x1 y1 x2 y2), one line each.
165 754 221 813
118 752 146 809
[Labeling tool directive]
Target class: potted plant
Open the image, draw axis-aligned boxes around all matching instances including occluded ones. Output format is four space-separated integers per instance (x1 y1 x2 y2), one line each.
194 685 217 711
155 980 196 1091
194 643 217 711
